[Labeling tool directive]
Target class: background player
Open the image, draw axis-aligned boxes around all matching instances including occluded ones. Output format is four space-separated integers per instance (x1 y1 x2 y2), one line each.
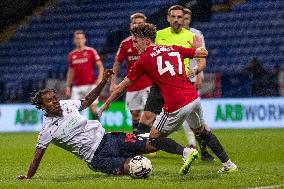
110 13 152 134
65 30 104 120
100 24 237 174
18 70 198 179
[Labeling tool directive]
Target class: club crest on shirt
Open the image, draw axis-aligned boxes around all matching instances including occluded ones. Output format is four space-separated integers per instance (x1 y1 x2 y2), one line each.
83 51 88 56
72 55 77 59
66 108 73 114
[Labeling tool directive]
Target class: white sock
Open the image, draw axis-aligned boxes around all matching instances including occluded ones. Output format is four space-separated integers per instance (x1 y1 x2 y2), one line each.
223 160 234 167
183 147 193 159
182 122 197 147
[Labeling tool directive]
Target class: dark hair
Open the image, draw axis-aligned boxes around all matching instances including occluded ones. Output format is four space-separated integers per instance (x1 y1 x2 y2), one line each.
30 89 56 110
183 8 192 15
130 23 156 42
167 5 184 15
74 30 85 36
130 12 147 21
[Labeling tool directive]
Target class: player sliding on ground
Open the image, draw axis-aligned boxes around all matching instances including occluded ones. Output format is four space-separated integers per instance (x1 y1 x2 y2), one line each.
17 70 202 179
99 24 238 174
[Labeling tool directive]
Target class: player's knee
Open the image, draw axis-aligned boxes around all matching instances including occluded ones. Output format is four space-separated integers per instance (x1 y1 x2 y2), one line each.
192 124 205 134
140 111 156 125
145 141 159 152
131 110 141 121
149 127 161 138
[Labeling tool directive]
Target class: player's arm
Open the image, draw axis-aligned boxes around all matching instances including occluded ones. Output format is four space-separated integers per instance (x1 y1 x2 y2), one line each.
110 41 124 92
18 148 45 179
65 67 74 98
100 57 145 116
81 69 114 110
194 58 206 76
99 77 133 116
110 60 121 92
189 34 207 80
195 33 206 89
194 62 205 89
95 60 104 84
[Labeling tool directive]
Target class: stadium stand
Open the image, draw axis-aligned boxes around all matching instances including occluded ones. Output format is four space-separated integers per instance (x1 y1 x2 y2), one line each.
0 0 283 102
193 0 284 72
0 0 179 102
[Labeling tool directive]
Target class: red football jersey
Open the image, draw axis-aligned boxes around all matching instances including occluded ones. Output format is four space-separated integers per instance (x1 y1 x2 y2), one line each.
116 36 152 92
127 45 198 112
68 47 101 86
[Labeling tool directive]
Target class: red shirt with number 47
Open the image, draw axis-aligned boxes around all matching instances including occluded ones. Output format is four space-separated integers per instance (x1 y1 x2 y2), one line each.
127 45 198 112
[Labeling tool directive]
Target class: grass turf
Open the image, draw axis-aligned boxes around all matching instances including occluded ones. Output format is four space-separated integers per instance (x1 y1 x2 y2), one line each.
0 129 283 189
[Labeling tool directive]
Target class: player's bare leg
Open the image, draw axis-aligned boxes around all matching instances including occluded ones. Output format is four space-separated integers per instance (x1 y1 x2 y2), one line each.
130 110 141 134
90 104 99 120
136 111 156 135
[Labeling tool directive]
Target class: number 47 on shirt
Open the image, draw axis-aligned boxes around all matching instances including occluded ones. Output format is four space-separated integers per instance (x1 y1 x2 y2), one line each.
157 52 183 76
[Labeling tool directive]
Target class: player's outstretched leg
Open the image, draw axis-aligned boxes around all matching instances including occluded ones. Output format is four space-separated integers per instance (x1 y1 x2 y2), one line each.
148 128 198 175
195 129 238 173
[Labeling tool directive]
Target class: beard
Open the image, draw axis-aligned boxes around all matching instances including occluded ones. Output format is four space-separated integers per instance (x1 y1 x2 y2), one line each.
171 22 183 33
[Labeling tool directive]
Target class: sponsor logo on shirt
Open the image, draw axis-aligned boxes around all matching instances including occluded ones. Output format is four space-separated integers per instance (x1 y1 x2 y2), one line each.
72 58 88 64
128 56 140 61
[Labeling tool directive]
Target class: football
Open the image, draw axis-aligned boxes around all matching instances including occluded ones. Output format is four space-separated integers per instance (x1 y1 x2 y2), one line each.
128 156 153 178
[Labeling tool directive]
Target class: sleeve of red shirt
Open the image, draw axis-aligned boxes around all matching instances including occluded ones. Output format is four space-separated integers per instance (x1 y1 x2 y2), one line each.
126 58 145 81
68 53 73 68
115 41 125 63
91 48 101 64
176 46 196 59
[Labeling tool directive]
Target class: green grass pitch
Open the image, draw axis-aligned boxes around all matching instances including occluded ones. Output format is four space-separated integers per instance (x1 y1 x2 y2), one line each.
0 129 283 189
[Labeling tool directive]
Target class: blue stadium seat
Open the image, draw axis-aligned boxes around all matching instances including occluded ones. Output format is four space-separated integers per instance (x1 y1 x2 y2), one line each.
191 0 284 72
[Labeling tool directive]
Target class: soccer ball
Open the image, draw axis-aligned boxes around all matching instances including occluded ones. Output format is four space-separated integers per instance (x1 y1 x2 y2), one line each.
128 155 153 178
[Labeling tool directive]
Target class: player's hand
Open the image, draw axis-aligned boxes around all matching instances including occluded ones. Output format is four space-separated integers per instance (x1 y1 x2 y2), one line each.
65 86 71 98
17 175 29 180
188 67 198 78
194 47 208 58
102 69 114 81
98 103 110 117
188 35 202 49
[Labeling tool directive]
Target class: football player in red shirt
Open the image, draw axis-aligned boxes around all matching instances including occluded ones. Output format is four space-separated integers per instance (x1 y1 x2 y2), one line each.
100 24 237 174
65 30 104 120
110 13 152 134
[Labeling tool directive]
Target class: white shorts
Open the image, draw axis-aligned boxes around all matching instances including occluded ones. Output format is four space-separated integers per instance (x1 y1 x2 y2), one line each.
71 84 98 104
125 87 151 111
153 98 204 135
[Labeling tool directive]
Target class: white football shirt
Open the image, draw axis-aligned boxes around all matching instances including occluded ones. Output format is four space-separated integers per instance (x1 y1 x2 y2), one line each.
36 100 105 163
189 27 205 82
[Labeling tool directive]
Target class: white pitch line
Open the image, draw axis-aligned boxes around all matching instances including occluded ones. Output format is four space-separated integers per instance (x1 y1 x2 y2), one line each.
247 184 284 189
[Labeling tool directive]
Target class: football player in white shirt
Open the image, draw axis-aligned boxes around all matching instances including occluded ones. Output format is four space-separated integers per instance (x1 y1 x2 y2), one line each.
183 8 215 162
17 70 199 179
